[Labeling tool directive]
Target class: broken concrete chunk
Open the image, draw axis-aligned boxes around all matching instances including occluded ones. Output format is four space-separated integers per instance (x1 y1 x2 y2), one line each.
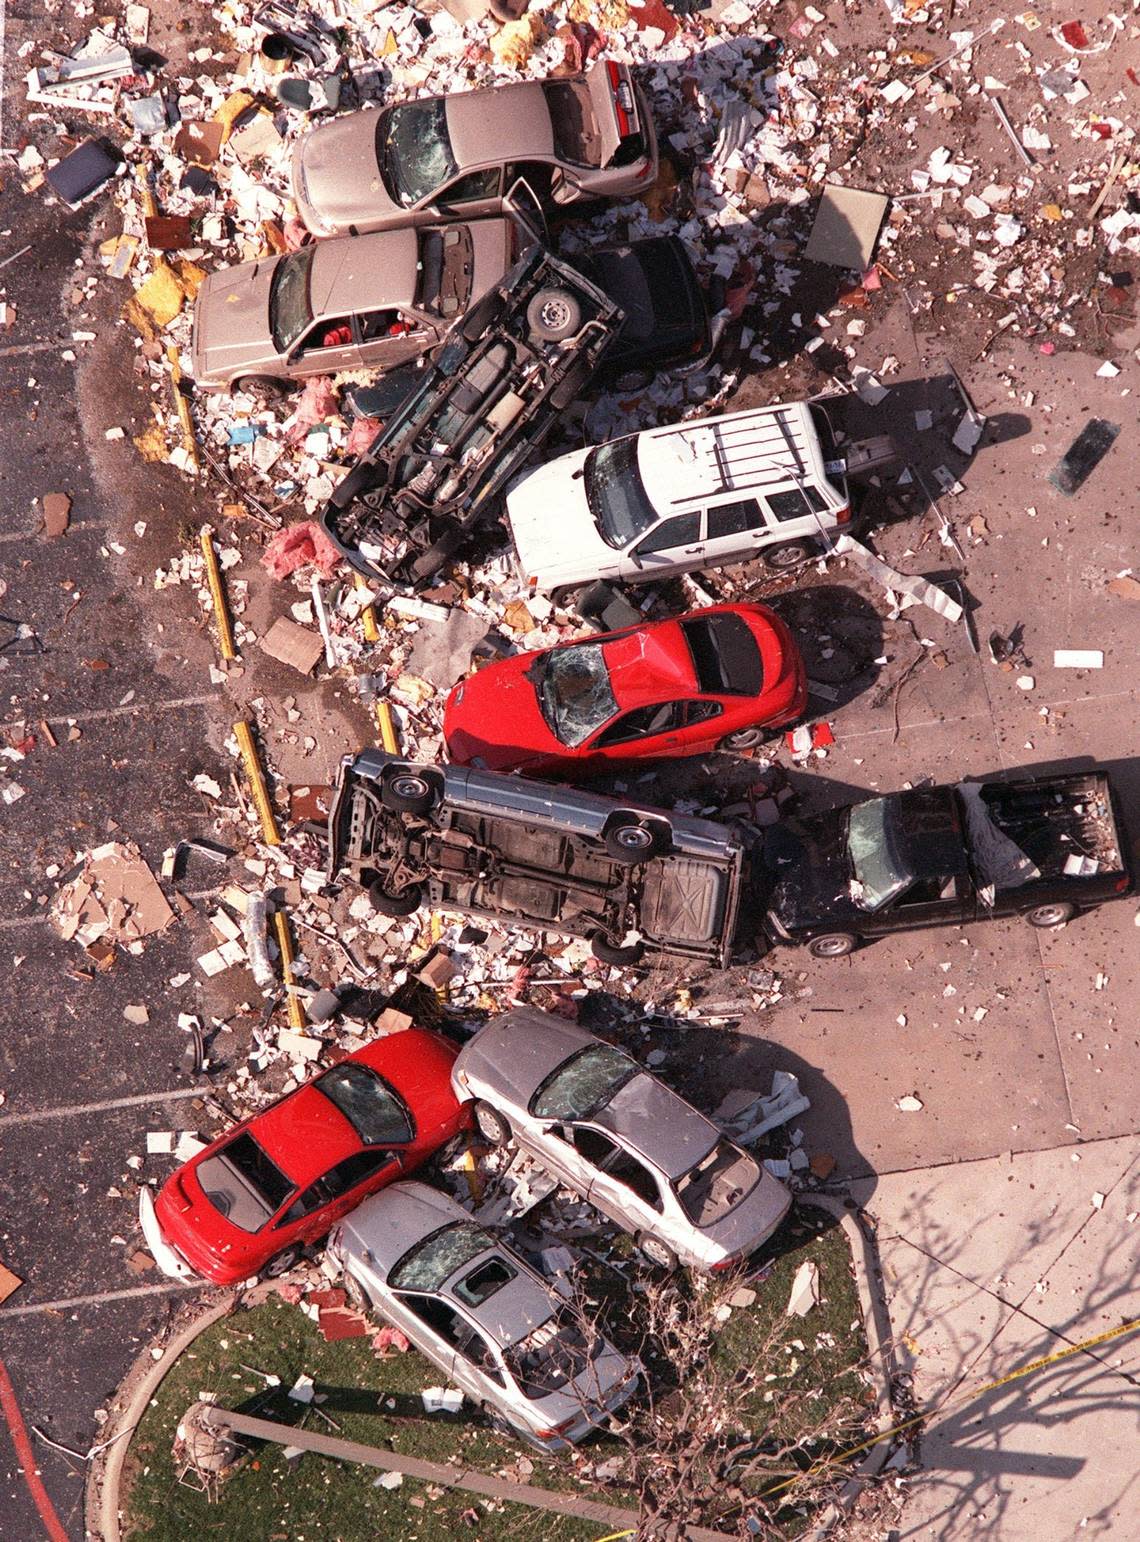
786 1260 820 1317
41 492 72 538
260 617 326 676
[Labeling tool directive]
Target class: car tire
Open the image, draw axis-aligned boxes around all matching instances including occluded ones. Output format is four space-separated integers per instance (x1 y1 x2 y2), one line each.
1026 901 1076 929
763 541 813 571
808 931 858 959
526 287 582 343
411 528 465 582
550 585 582 611
604 818 666 863
234 374 287 399
720 725 767 751
637 1233 677 1272
342 1270 371 1311
382 770 440 817
262 1245 302 1279
590 930 645 967
473 1101 512 1147
368 879 423 917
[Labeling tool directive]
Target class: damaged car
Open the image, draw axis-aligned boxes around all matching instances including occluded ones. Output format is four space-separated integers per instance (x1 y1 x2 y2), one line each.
330 1181 640 1451
138 1030 468 1285
191 221 517 394
320 244 623 587
453 1009 793 1273
291 61 657 238
444 603 807 777
759 769 1133 957
326 749 746 968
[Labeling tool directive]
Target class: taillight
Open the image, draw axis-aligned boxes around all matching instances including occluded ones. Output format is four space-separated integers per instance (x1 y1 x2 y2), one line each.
711 1254 739 1273
535 1417 577 1439
1114 876 1129 892
607 61 632 137
455 1069 469 1087
835 505 851 525
634 161 653 180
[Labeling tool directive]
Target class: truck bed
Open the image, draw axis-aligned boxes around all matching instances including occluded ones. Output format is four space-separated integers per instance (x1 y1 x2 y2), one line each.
975 772 1125 884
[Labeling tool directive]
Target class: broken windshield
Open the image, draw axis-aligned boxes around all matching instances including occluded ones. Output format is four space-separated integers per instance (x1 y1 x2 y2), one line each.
533 642 617 747
584 437 659 549
269 247 315 353
378 99 458 208
531 1044 639 1121
390 1221 494 1292
847 797 914 911
315 1063 413 1146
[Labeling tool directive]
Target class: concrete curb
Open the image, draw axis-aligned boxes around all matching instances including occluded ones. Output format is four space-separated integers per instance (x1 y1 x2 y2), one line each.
802 1197 899 1540
85 1290 237 1542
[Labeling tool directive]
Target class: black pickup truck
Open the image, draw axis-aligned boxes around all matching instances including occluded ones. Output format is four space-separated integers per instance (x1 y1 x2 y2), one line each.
758 771 1132 957
320 244 623 589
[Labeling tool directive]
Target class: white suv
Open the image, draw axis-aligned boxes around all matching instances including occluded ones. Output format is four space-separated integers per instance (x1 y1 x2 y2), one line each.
507 400 853 600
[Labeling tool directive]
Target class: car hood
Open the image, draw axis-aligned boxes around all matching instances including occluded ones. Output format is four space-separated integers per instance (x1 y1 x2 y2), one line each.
762 808 859 928
507 450 618 586
298 111 400 231
191 260 276 384
444 653 565 772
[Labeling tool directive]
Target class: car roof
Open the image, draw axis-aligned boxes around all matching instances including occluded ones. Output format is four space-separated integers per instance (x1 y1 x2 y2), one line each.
309 227 420 316
592 1072 718 1182
439 1245 555 1349
248 1081 362 1191
444 83 554 169
601 621 698 709
635 402 829 517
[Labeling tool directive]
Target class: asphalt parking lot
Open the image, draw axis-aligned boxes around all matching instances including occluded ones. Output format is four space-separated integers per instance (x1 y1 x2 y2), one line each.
2 4 1138 1540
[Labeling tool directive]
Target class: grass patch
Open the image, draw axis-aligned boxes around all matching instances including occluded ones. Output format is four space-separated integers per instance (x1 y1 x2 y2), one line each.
121 1210 868 1541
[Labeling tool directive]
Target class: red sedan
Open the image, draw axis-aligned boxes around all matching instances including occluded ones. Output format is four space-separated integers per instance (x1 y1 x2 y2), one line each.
444 603 806 778
139 1029 468 1285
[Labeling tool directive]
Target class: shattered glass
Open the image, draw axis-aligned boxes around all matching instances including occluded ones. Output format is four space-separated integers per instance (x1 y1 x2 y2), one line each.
536 642 618 747
846 797 915 912
585 436 659 548
379 99 457 208
390 1221 493 1292
269 247 315 354
315 1063 414 1146
531 1044 639 1121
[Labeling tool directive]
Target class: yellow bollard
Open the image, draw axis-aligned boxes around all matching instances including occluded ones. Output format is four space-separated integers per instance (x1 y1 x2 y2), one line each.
354 573 379 644
199 527 237 661
375 700 399 754
233 720 281 845
166 342 200 468
460 1145 483 1205
272 907 307 1030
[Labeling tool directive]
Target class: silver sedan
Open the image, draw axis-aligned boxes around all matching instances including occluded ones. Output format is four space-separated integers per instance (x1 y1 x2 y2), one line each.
452 1009 792 1273
329 1181 639 1451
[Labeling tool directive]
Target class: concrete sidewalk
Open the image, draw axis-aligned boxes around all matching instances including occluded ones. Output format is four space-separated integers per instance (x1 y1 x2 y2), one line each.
859 1137 1140 1540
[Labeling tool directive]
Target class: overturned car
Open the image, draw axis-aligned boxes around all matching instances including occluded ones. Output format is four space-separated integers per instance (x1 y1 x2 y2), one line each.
320 244 623 589
326 750 746 968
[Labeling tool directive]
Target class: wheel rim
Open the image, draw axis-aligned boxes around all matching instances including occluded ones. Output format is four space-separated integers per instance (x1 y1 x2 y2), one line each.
727 728 763 749
770 546 807 569
814 935 852 956
615 824 653 853
392 774 429 800
642 1237 672 1268
1034 905 1068 925
266 1250 297 1277
538 296 574 331
476 1107 504 1141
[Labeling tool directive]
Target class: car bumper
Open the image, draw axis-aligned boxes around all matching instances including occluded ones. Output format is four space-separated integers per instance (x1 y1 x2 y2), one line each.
138 1186 197 1282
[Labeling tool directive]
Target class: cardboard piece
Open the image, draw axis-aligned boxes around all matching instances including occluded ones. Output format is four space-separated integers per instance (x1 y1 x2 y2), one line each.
41 492 72 538
0 1261 23 1306
804 184 889 271
174 120 225 166
145 215 193 251
52 840 174 949
260 617 326 675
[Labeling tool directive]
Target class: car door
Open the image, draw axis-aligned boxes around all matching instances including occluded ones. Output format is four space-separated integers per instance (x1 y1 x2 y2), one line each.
527 1119 608 1199
275 1149 402 1246
426 166 504 221
583 701 687 764
390 1292 458 1383
702 498 768 567
356 308 432 370
625 511 704 580
863 873 973 938
288 316 362 376
449 1319 508 1409
585 1138 668 1240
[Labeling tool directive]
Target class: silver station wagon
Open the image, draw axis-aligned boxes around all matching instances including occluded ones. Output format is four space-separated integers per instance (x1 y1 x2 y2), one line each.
330 1181 640 1451
453 1010 793 1273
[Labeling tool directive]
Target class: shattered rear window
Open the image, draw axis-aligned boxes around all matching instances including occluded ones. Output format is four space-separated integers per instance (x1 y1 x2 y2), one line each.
504 1308 590 1399
197 1133 293 1232
534 642 617 747
390 1221 494 1292
531 1044 639 1121
847 797 915 911
681 614 763 696
674 1140 760 1225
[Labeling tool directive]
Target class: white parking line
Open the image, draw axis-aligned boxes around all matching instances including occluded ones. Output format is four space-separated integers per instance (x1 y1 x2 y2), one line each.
42 693 220 728
0 340 65 359
0 1282 203 1319
0 519 100 544
0 1086 203 1128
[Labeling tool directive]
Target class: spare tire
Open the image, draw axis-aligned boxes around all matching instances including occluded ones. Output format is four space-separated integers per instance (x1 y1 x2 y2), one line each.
382 771 439 816
526 288 581 343
368 880 423 917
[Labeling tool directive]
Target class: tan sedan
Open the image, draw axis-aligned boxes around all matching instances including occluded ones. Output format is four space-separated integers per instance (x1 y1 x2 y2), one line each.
291 61 657 239
190 220 514 393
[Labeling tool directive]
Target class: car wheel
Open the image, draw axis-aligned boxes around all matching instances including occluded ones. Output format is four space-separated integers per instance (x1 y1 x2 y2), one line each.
808 931 858 959
234 374 287 399
720 725 767 751
382 770 439 816
590 930 645 968
637 1233 677 1272
763 541 813 571
262 1245 302 1279
550 585 582 611
342 1270 371 1312
1027 901 1076 929
604 818 666 863
368 879 423 917
473 1101 512 1147
411 528 465 582
526 287 582 343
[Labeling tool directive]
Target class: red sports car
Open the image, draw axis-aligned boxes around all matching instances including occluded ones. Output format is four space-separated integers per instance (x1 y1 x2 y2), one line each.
139 1029 468 1285
444 603 806 778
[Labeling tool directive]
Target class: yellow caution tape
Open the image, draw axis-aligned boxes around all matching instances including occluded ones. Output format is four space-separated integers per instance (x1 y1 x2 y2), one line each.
199 527 236 661
272 907 307 1031
233 719 281 846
